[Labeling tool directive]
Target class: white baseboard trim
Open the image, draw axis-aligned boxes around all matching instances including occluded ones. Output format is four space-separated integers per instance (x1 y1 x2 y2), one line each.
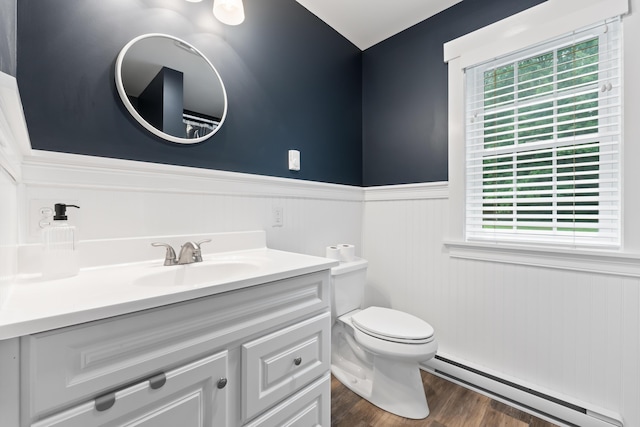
422 354 623 427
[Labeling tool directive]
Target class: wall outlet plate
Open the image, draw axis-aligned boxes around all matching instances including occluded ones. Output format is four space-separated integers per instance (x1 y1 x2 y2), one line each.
272 206 284 227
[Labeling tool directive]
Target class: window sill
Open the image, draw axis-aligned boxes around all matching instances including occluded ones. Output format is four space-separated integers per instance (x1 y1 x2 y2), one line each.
443 240 640 277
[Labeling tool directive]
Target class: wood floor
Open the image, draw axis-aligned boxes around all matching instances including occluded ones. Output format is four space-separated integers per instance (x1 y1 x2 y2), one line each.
330 371 560 427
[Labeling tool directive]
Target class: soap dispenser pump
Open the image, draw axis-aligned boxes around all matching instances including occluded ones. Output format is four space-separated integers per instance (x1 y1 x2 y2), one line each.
42 203 80 280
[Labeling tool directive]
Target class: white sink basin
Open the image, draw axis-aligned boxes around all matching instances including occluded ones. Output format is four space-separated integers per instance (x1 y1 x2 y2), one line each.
134 257 267 288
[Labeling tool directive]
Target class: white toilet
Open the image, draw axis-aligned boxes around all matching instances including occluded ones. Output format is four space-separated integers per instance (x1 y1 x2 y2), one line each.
331 258 437 419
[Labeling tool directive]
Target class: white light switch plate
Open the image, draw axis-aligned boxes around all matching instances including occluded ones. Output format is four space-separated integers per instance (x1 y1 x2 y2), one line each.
288 150 300 171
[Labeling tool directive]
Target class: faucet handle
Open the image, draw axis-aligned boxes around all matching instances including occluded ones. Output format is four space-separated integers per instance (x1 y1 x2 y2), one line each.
193 239 211 262
151 242 178 266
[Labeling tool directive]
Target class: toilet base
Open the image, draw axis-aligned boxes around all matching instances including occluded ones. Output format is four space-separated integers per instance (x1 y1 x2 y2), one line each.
332 322 431 420
370 356 430 419
332 357 429 420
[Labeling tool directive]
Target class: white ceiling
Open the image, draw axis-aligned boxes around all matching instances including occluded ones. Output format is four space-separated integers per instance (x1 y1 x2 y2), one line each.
295 0 463 50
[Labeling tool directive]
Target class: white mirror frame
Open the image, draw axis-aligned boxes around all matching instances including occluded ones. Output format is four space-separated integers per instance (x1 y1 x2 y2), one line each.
114 33 228 144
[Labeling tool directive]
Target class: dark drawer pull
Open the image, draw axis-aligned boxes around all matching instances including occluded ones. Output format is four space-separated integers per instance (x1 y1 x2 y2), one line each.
217 377 228 389
294 357 302 366
95 372 166 411
95 392 116 412
149 372 167 390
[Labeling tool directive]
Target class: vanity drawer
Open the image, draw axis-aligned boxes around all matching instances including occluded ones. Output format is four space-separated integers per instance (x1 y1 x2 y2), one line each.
21 271 329 419
31 351 228 427
242 311 330 421
243 373 330 427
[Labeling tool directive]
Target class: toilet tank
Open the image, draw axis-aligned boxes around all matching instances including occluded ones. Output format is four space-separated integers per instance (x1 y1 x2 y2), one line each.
331 258 368 318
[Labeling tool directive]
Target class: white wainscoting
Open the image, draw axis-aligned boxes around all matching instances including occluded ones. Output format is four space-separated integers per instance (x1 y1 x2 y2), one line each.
362 183 640 427
8 150 640 424
17 151 364 270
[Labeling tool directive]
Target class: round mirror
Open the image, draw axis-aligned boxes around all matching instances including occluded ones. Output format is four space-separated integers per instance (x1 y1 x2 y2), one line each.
115 34 227 144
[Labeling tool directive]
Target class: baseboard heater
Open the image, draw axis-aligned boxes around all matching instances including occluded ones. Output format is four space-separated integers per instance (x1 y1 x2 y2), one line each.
422 355 623 427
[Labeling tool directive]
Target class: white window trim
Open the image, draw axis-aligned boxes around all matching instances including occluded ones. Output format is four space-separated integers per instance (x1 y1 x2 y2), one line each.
444 0 628 67
444 239 640 277
444 0 640 268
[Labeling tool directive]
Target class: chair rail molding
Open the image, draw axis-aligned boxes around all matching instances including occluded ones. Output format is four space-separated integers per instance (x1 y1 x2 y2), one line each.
21 150 364 202
364 182 448 201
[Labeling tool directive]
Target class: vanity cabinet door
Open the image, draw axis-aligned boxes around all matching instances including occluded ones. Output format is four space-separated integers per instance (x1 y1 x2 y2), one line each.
243 373 330 427
31 351 228 427
242 312 330 421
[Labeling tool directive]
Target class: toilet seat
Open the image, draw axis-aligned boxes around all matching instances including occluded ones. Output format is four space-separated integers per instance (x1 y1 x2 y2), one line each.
351 307 434 344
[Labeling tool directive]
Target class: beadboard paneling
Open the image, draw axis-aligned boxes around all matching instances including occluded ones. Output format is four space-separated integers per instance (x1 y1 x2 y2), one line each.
362 184 640 426
19 151 363 261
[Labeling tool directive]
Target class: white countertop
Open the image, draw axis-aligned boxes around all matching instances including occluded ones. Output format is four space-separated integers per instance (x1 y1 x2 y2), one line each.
0 246 337 340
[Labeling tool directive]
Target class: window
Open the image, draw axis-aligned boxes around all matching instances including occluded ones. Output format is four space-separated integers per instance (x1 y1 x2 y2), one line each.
464 19 621 248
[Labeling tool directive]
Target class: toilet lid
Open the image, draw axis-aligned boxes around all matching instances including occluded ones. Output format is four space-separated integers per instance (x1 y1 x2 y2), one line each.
351 307 434 343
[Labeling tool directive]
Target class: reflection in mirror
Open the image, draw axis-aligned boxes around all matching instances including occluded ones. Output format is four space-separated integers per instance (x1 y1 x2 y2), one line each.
115 34 227 144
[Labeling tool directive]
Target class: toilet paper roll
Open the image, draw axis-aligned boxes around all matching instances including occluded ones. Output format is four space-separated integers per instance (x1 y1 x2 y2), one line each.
325 245 341 261
338 244 356 262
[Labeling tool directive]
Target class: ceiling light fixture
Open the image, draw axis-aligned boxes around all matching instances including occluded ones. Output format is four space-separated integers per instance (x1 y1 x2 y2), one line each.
213 0 245 25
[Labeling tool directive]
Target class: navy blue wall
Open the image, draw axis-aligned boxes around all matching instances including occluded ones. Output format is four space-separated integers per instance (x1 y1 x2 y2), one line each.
17 0 362 185
16 0 550 187
362 0 546 186
0 0 16 76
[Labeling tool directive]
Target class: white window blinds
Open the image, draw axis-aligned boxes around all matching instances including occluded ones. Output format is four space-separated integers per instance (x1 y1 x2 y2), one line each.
464 19 621 248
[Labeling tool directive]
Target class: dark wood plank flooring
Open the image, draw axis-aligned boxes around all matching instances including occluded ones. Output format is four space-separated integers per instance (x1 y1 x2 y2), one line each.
331 371 560 427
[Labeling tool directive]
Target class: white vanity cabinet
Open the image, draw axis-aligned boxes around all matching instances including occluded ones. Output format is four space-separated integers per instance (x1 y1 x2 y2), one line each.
8 270 332 427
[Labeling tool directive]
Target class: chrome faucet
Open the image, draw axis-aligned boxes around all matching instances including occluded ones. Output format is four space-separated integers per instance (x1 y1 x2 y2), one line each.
152 239 211 265
177 240 209 264
151 242 178 266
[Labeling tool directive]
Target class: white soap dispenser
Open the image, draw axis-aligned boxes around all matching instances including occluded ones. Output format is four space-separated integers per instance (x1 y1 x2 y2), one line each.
42 203 80 280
